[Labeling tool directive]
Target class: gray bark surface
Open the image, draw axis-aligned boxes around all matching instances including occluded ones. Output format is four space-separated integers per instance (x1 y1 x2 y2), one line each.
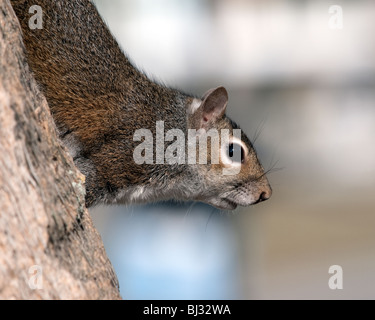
0 0 121 299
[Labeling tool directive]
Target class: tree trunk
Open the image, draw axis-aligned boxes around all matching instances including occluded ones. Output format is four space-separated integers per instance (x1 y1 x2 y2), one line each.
0 0 121 299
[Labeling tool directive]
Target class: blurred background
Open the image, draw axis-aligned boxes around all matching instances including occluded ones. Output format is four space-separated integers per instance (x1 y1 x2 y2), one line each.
91 0 375 299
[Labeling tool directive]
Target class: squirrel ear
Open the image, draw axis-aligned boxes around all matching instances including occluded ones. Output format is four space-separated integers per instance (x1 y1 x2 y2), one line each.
201 86 228 122
189 86 228 130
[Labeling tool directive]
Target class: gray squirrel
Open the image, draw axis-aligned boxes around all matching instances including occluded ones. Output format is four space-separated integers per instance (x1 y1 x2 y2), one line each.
11 0 272 209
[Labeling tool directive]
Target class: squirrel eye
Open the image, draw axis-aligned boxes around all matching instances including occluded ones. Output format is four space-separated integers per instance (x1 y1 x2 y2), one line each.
228 143 245 163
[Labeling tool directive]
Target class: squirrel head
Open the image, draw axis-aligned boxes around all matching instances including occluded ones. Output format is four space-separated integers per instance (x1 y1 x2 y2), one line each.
183 86 272 210
87 86 272 210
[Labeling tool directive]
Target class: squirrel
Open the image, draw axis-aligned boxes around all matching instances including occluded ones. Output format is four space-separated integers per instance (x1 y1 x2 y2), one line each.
10 0 272 210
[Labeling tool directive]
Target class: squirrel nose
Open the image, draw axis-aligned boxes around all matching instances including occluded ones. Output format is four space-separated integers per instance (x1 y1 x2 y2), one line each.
260 191 270 201
255 188 272 204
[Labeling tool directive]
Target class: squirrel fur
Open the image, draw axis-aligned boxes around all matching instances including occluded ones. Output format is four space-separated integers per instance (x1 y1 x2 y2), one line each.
10 0 272 210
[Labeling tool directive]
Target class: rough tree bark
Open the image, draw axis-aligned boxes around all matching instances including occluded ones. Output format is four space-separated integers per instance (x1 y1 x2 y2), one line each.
0 0 121 299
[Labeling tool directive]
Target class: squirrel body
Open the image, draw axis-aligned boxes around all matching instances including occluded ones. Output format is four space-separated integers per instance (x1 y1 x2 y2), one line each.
11 0 272 209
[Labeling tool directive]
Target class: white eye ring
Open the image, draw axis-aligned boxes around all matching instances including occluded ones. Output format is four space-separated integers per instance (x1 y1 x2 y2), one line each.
220 136 247 167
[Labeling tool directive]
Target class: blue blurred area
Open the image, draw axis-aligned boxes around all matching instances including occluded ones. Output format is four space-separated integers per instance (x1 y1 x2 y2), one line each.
91 203 241 299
